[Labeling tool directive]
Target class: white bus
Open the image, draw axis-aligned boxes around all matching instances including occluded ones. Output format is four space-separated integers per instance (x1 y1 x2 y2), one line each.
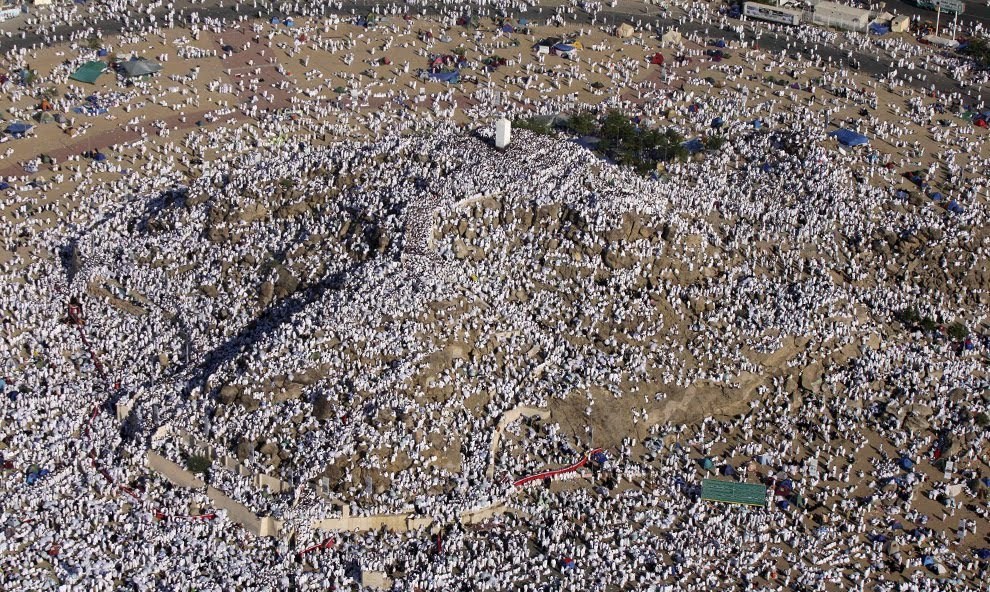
743 2 803 26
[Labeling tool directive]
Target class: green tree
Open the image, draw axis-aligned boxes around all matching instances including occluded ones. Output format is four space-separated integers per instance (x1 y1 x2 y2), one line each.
186 454 211 474
898 307 920 327
947 322 969 341
565 111 598 136
704 135 727 151
513 116 553 135
962 36 990 69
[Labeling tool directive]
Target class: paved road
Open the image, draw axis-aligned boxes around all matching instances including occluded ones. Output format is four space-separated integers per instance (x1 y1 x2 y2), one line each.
1 1 984 103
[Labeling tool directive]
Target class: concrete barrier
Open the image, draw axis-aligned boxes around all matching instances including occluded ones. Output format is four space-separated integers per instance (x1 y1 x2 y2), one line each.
145 450 283 537
460 502 508 526
205 486 283 537
146 451 205 489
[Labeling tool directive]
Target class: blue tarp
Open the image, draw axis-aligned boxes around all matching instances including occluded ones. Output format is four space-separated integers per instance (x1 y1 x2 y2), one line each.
683 138 704 154
4 122 32 136
553 43 576 52
0 182 9 190
830 129 869 146
429 70 460 83
72 106 109 115
869 23 890 35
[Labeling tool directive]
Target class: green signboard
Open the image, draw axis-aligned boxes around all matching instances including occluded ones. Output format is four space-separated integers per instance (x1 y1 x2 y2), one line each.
701 479 767 507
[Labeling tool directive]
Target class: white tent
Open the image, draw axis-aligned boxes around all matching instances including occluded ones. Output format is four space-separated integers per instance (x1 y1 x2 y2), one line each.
661 30 682 45
923 34 959 49
616 23 635 38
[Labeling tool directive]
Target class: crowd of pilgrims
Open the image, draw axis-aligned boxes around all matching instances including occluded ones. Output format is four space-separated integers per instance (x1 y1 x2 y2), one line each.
0 116 985 589
0 0 988 590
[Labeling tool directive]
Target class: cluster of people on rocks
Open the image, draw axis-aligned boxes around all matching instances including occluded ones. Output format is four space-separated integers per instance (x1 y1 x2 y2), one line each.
0 0 988 590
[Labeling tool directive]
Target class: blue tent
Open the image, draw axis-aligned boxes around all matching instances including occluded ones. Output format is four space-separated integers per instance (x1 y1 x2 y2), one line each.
898 457 914 471
502 24 514 33
553 43 576 52
429 70 460 83
683 138 704 154
93 152 108 162
4 122 32 136
929 191 943 202
519 18 529 25
97 48 109 57
976 549 990 560
722 464 736 476
711 117 724 129
270 17 281 25
284 18 295 27
591 451 608 464
0 182 9 190
752 119 763 129
829 129 869 147
947 200 963 214
869 23 890 35
700 458 714 470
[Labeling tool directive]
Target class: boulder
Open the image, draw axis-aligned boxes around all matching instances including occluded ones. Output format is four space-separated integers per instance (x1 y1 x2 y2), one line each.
258 281 274 309
238 202 268 223
274 266 299 298
198 284 219 298
800 362 823 393
218 384 241 405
